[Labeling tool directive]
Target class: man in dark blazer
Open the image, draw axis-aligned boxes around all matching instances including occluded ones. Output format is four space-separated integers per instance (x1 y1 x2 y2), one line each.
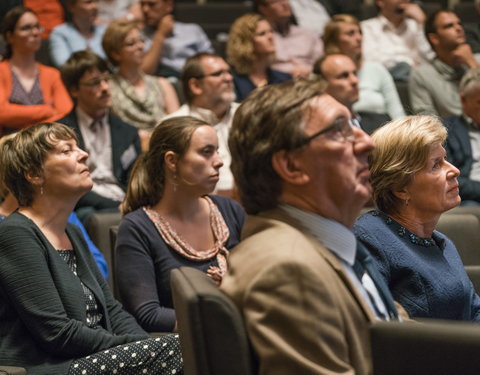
445 67 480 204
222 79 405 375
59 50 141 222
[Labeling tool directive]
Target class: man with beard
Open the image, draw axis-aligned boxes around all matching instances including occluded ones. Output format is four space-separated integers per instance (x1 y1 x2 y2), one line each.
361 0 433 81
163 53 237 197
410 9 479 117
59 50 141 223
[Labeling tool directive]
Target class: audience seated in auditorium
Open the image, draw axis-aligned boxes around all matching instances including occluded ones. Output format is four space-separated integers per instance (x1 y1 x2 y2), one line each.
0 151 108 278
354 115 480 321
97 0 142 25
164 53 238 196
141 0 213 78
222 78 404 374
49 0 107 67
465 0 480 55
314 53 388 134
102 19 179 151
410 9 479 117
361 0 433 82
445 68 480 206
59 51 141 224
0 7 73 136
255 0 323 77
323 14 405 122
0 122 182 374
227 13 291 102
115 116 245 333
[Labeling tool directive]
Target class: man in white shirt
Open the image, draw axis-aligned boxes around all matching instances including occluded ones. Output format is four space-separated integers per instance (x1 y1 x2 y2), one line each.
163 53 237 197
361 0 433 81
222 78 404 374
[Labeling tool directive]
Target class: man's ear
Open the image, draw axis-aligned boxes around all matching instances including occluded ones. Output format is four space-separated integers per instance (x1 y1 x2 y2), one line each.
189 77 202 97
164 151 179 173
427 32 439 49
271 150 310 185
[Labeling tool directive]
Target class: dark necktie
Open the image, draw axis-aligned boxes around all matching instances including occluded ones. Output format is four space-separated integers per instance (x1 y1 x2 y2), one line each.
354 242 398 320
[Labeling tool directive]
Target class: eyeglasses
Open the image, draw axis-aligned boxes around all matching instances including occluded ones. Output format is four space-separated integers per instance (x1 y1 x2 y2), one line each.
17 24 44 34
79 74 112 87
195 69 232 80
293 117 356 149
123 37 145 47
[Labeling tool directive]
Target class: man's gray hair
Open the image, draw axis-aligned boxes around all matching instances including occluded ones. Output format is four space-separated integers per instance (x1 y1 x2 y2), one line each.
459 68 480 96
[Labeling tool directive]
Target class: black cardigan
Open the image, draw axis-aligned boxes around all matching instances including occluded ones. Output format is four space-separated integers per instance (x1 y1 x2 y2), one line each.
0 212 148 374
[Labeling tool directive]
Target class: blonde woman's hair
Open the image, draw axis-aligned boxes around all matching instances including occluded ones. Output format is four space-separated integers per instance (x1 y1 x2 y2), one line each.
322 14 360 55
370 115 447 215
102 19 140 66
227 13 270 75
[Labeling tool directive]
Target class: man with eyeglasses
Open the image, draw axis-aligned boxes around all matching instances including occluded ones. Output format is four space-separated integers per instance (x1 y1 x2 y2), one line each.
221 78 405 374
163 53 237 197
58 50 141 224
140 0 213 78
255 0 323 77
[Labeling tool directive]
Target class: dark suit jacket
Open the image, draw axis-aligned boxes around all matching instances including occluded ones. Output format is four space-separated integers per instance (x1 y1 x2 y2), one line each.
444 115 480 202
58 109 141 210
0 212 148 374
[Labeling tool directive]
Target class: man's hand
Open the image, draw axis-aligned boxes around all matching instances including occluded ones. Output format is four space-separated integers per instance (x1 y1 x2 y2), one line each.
402 3 426 24
452 43 478 68
157 14 174 38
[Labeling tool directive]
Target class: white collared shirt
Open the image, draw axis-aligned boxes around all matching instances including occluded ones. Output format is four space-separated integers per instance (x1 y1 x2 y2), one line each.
281 204 388 320
361 15 434 69
76 107 125 202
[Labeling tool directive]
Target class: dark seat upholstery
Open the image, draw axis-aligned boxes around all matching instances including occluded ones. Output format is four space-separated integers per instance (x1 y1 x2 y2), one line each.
465 265 480 293
86 212 122 293
436 213 480 266
170 267 256 375
370 320 480 375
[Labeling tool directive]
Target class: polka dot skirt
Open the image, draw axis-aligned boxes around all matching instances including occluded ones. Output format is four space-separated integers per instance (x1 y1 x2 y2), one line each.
69 334 183 375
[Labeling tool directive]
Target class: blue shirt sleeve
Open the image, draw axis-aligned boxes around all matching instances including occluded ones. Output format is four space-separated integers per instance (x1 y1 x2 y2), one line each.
68 212 109 279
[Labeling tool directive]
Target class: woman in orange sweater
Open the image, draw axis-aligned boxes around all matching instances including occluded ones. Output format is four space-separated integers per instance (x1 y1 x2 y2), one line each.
0 6 72 135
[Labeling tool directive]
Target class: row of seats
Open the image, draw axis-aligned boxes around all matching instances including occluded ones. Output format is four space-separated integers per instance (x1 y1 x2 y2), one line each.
170 267 480 375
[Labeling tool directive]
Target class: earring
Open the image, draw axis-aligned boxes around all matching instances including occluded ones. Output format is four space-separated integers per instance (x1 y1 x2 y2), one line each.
40 186 44 196
172 173 178 193
405 198 409 206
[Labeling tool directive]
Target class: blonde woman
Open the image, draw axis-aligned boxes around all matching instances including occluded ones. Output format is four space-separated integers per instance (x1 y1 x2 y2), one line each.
227 13 291 102
354 116 480 321
102 19 179 150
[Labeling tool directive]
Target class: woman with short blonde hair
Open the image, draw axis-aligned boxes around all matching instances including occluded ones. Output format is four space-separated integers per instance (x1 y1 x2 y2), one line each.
227 13 291 102
354 115 480 321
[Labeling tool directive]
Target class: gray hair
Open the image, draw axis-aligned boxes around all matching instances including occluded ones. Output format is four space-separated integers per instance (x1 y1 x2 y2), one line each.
459 68 480 96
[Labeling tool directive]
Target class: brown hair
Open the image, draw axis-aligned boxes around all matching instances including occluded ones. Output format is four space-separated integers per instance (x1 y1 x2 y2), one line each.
122 116 211 214
1 6 36 60
0 123 77 207
102 19 140 66
322 14 360 55
229 78 327 214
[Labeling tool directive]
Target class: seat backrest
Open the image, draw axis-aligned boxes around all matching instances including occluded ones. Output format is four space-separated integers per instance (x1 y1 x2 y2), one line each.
109 225 120 301
170 267 256 375
371 320 480 375
0 367 27 375
86 212 122 292
465 265 480 293
436 213 480 266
